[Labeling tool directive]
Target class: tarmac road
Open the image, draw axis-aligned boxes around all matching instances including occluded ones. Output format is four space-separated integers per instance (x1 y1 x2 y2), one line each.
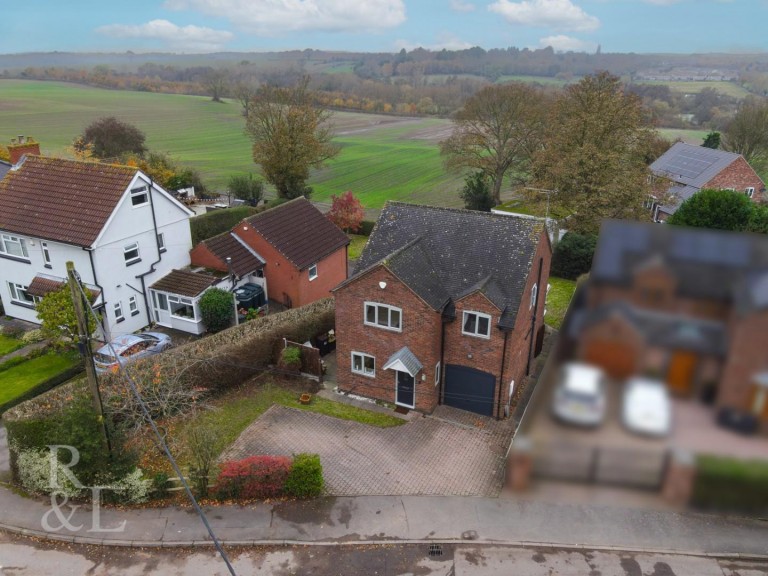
1 531 766 576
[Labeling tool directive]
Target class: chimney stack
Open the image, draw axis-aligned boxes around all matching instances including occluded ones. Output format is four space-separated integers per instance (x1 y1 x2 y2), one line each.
8 136 41 165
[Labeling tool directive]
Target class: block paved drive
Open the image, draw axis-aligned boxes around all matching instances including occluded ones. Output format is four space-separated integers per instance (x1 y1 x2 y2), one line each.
221 405 513 496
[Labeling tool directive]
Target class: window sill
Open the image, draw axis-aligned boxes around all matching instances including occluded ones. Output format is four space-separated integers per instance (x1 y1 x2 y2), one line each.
10 300 35 310
0 253 32 264
461 331 491 340
131 311 140 317
363 322 402 333
159 248 167 253
44 264 52 269
115 317 125 324
125 259 142 267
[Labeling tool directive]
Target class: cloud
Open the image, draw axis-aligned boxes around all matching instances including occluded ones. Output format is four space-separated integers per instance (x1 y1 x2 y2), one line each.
489 0 599 32
539 34 596 52
164 0 406 35
450 0 476 12
97 19 233 51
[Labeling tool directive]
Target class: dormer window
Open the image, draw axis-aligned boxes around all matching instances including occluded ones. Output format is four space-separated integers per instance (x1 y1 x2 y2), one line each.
131 185 149 207
0 234 30 260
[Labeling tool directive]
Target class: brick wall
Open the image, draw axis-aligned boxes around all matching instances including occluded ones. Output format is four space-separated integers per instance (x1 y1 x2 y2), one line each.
334 265 442 413
718 310 768 414
190 242 228 272
298 246 347 306
705 157 765 203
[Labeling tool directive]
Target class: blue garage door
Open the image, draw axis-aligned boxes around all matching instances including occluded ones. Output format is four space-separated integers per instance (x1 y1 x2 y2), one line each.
444 365 496 417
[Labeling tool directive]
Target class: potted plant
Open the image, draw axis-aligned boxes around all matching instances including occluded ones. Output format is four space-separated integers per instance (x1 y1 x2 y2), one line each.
299 393 312 405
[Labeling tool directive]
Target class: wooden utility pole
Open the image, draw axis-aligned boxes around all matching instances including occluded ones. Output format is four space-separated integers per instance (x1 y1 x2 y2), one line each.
66 261 111 454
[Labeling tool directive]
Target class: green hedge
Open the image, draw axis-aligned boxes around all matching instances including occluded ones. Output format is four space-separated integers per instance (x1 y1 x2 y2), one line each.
358 220 376 236
691 455 768 515
551 232 597 280
190 206 261 245
284 453 324 498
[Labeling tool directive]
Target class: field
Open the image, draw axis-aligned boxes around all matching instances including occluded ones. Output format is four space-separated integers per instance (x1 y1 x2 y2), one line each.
496 75 573 87
636 80 750 99
0 80 463 208
657 128 709 144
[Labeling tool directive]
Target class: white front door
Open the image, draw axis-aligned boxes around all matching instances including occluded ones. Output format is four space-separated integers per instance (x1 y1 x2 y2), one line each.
151 290 171 326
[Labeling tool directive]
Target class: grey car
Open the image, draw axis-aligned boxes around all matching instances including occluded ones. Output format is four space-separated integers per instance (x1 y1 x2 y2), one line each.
94 332 172 374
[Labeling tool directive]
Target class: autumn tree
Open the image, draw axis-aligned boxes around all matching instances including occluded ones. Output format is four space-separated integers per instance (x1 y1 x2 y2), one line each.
36 286 98 349
246 76 339 199
532 72 656 235
440 83 547 206
74 117 146 159
722 96 768 173
327 190 364 233
233 80 258 117
228 173 264 206
122 152 207 195
203 69 229 103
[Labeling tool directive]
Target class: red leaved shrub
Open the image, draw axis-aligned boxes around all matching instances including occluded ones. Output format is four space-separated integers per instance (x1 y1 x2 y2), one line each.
214 455 292 500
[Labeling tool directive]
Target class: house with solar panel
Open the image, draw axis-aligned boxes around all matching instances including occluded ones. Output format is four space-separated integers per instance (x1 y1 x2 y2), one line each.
568 219 768 433
0 153 196 337
649 142 764 222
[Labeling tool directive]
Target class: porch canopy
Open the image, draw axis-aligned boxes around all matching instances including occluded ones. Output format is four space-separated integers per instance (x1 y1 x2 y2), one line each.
383 346 423 377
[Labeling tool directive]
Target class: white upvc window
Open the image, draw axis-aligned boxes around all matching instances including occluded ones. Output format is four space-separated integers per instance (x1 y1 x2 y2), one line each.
131 185 149 207
462 311 492 338
114 301 125 323
41 241 51 266
364 302 402 331
128 295 139 316
7 282 35 305
351 351 375 377
0 234 30 259
746 187 755 198
168 295 196 321
157 232 166 252
435 362 441 386
530 283 539 310
308 263 318 281
123 242 141 265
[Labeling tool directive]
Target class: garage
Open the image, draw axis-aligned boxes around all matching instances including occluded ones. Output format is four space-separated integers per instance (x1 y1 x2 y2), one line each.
583 340 637 379
444 365 496 417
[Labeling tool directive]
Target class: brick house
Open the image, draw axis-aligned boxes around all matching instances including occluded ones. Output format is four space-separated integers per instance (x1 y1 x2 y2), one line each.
649 142 765 222
568 220 768 431
191 197 349 308
333 202 551 418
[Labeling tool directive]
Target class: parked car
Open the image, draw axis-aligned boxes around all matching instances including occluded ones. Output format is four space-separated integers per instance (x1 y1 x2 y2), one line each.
552 362 608 427
622 376 672 437
94 332 172 374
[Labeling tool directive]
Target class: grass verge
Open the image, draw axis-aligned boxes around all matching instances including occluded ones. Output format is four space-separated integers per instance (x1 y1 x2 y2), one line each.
545 277 577 330
0 335 24 357
0 352 80 408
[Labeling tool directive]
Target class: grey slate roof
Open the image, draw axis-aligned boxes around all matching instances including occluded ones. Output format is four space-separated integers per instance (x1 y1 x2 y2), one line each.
348 202 547 326
382 346 424 377
0 161 10 182
592 219 768 305
650 142 739 189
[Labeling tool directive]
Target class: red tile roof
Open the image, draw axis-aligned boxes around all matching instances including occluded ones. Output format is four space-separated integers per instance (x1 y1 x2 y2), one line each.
201 232 264 277
243 197 349 270
150 269 218 297
26 274 65 297
0 156 137 247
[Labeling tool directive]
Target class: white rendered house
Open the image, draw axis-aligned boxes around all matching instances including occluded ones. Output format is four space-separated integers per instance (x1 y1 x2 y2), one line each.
0 155 194 338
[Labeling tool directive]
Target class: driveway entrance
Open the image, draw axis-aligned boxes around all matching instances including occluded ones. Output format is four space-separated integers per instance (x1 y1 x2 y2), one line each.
221 405 514 496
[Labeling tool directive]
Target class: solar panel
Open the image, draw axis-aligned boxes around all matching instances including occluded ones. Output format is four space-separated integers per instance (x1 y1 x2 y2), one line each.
663 150 716 181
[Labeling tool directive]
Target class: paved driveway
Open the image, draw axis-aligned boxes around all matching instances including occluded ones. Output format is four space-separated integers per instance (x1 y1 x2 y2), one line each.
221 405 513 496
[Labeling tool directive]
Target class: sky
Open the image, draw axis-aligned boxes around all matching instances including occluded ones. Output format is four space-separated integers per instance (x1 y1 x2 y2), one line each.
3 0 768 55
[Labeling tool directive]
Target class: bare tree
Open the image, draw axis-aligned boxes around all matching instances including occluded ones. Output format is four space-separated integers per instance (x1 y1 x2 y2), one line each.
440 83 548 205
203 69 229 102
233 80 259 117
722 96 768 173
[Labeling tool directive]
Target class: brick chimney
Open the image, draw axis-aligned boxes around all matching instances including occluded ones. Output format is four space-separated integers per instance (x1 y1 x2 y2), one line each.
8 136 41 165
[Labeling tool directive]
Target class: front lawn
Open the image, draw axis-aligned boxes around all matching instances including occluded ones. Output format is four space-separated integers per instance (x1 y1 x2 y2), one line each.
0 335 24 357
0 351 81 409
348 234 368 260
137 378 404 475
545 277 577 330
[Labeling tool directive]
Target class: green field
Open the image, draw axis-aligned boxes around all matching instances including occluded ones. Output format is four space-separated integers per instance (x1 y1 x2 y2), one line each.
636 80 750 99
657 128 709 144
496 75 573 87
0 80 463 208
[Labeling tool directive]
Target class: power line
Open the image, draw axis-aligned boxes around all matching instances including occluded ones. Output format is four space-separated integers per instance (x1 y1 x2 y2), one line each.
76 279 238 576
